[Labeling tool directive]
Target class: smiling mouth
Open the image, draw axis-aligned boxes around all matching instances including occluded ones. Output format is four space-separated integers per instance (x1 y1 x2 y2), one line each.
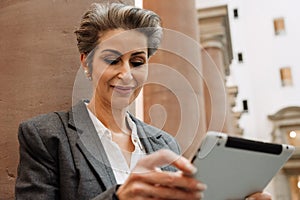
112 85 135 95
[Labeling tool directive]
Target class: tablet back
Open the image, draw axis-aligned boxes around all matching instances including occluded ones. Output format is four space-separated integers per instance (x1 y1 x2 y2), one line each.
192 131 295 200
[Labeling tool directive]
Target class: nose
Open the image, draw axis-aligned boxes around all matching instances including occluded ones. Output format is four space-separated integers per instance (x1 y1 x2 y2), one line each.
117 61 133 82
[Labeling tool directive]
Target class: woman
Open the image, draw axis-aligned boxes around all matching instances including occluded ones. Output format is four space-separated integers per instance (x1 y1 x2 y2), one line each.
15 3 271 200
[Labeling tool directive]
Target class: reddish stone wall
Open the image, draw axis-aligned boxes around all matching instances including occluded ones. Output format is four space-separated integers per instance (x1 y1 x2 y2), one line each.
0 0 133 199
143 0 207 159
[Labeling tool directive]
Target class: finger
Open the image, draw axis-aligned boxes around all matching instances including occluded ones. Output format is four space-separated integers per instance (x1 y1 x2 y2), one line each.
246 192 272 200
136 149 197 175
137 170 207 192
138 181 204 200
134 197 160 200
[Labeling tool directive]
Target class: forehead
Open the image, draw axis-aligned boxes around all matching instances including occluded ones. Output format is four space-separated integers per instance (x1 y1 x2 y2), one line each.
97 29 148 54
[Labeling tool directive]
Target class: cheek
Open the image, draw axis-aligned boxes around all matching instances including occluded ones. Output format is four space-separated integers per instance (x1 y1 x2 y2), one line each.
131 86 143 103
91 58 111 78
92 65 112 85
92 65 106 79
133 68 148 85
92 71 104 88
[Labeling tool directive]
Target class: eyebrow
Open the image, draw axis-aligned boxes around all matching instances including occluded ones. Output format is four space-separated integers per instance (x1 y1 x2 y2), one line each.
101 49 147 56
131 51 147 56
101 49 122 56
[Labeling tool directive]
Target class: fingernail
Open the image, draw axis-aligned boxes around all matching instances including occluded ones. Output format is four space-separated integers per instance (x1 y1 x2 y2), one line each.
196 183 207 190
245 198 255 200
186 162 197 174
196 191 204 198
183 159 197 174
189 165 197 174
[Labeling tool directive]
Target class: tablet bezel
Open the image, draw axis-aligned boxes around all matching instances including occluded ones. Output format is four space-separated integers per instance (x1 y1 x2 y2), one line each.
192 131 295 200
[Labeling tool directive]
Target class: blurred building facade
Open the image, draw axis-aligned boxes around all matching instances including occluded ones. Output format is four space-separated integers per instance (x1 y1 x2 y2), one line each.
196 0 300 199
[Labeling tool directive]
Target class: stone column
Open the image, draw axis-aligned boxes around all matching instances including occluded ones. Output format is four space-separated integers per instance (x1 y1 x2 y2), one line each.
201 45 240 134
143 0 207 159
198 5 243 135
201 46 228 132
0 0 133 199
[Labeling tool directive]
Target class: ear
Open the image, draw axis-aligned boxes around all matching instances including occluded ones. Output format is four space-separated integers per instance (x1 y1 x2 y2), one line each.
80 54 89 72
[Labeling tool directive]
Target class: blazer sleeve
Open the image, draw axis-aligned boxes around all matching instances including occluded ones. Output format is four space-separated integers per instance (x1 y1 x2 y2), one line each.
15 120 59 200
15 115 120 200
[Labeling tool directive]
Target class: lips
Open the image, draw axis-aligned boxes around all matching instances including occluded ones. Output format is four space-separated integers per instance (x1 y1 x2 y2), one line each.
112 85 135 95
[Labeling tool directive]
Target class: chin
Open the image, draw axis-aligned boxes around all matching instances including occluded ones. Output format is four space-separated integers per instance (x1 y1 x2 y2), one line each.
110 98 134 110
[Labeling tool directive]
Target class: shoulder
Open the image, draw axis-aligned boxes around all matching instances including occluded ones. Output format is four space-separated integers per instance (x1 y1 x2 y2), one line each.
21 112 64 125
18 111 70 159
19 111 68 136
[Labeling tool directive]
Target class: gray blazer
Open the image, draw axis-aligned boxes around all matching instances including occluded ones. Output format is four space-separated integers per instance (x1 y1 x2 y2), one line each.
15 101 180 200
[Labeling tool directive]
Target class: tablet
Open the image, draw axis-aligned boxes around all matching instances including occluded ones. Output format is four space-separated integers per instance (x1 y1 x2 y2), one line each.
192 131 295 200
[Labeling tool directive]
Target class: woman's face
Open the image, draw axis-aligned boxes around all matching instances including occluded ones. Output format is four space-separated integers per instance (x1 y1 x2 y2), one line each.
87 29 148 109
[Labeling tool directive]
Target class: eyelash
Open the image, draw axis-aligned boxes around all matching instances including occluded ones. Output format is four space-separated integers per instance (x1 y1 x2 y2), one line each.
103 58 145 67
131 61 145 67
104 58 120 65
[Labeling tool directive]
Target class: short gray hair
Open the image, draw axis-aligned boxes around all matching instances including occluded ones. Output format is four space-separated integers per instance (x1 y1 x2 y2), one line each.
74 3 162 57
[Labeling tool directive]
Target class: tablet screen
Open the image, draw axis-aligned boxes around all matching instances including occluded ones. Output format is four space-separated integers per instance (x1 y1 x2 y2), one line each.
192 131 294 200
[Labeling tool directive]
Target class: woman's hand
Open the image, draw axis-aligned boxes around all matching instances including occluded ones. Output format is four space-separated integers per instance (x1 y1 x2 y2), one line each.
116 149 207 200
246 192 272 200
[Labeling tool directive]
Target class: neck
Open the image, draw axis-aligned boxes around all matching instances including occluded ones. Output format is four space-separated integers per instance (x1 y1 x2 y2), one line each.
87 98 129 133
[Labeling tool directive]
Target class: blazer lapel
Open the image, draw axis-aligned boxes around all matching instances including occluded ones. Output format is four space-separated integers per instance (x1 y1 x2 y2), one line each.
130 114 178 172
129 114 165 154
68 101 116 188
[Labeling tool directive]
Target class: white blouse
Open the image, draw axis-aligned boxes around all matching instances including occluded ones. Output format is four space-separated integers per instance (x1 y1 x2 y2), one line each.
86 107 146 184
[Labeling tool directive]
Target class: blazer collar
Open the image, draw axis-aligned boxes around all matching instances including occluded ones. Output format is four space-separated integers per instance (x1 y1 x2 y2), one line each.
69 101 165 155
68 100 116 188
128 114 165 154
68 100 172 184
130 115 178 172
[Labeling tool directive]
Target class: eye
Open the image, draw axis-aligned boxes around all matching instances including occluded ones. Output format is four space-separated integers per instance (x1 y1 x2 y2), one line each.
103 57 120 65
131 61 144 67
130 57 145 67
